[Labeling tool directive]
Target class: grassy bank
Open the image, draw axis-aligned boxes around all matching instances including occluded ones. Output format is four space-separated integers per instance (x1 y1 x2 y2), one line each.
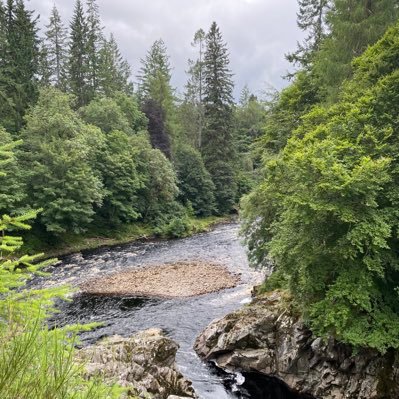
24 215 232 258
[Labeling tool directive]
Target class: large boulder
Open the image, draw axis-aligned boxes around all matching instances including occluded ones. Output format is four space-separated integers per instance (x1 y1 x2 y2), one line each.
194 291 399 399
78 328 196 399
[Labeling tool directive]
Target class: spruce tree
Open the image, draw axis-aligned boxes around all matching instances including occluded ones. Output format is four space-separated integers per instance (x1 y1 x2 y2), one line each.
137 39 173 107
181 28 206 149
138 39 176 151
286 0 331 68
314 0 399 101
68 0 89 107
44 5 68 89
97 33 132 96
0 0 39 132
86 0 102 98
202 21 236 214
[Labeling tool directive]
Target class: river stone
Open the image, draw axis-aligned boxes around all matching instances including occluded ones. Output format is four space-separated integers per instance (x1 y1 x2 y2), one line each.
194 291 399 399
78 328 197 399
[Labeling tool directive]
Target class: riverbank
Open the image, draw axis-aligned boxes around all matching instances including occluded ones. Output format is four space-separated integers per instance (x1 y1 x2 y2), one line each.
24 215 231 259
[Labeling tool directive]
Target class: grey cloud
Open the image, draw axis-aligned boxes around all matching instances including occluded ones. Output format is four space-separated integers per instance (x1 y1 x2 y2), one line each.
29 0 304 99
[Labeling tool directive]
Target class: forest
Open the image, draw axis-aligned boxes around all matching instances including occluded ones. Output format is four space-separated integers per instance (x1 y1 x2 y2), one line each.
0 0 264 252
2 0 399 397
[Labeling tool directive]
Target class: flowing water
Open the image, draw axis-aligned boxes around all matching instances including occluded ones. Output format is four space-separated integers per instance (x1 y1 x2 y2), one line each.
29 223 308 399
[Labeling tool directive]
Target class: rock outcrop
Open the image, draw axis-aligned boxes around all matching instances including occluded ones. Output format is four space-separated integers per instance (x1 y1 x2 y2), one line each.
194 291 399 399
78 329 196 399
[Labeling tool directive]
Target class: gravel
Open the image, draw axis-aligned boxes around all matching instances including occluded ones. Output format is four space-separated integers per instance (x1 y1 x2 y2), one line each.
80 260 241 298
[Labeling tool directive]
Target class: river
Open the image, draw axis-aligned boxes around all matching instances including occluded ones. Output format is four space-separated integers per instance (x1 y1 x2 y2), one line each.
28 222 306 399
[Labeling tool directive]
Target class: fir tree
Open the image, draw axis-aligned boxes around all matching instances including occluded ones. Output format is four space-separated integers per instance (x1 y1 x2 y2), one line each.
314 0 399 101
86 0 102 98
97 33 132 96
202 21 236 213
182 28 206 149
0 0 39 132
137 38 173 107
286 0 331 68
138 39 176 150
68 0 89 107
44 5 68 89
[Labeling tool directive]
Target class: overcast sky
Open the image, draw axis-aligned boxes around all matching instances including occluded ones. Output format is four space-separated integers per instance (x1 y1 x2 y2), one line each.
28 0 303 99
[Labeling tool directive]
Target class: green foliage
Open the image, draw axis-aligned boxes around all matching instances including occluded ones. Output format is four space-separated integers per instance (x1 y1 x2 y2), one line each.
137 38 172 106
156 211 194 239
286 0 330 68
86 0 103 97
0 0 39 132
202 22 237 213
0 321 125 399
138 39 177 153
234 87 265 155
0 127 24 215
20 88 105 234
133 134 179 222
113 92 148 133
0 130 125 399
80 96 132 134
243 23 399 352
97 33 132 96
260 70 321 156
43 5 68 89
175 145 216 216
68 0 89 107
179 28 206 149
96 130 141 225
313 0 399 102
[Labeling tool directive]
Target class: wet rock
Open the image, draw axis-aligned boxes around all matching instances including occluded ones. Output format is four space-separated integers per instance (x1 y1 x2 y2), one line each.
78 328 197 399
194 291 399 399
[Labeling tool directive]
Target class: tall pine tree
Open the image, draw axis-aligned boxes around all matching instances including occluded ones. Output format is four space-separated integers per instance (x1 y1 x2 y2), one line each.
286 0 331 68
86 0 102 98
68 0 89 107
0 0 39 132
181 28 206 149
44 5 68 89
314 0 399 101
202 22 236 213
138 39 176 152
97 33 132 96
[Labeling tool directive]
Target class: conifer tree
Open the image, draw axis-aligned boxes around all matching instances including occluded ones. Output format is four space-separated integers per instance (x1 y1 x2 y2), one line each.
181 28 206 148
314 0 399 100
44 5 68 89
97 33 132 96
142 98 171 159
202 21 236 213
138 39 176 151
137 39 174 108
286 0 331 68
0 0 39 132
68 0 89 107
86 0 102 98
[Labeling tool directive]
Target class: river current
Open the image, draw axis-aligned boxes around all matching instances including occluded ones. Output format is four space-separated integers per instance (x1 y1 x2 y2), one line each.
28 223 307 399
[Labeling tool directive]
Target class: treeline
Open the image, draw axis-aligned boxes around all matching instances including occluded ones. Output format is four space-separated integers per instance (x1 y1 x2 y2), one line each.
243 0 399 352
0 0 264 242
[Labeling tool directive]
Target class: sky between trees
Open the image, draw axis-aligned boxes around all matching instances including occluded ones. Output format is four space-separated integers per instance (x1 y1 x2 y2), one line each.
29 0 304 98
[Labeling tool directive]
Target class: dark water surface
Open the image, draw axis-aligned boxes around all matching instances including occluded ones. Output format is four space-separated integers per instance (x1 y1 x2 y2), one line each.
29 223 307 399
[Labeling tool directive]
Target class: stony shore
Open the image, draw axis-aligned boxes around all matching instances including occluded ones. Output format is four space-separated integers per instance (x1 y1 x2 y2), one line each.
80 260 241 297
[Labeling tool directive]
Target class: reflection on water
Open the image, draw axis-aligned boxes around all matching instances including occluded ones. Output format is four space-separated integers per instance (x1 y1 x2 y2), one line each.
30 223 307 399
